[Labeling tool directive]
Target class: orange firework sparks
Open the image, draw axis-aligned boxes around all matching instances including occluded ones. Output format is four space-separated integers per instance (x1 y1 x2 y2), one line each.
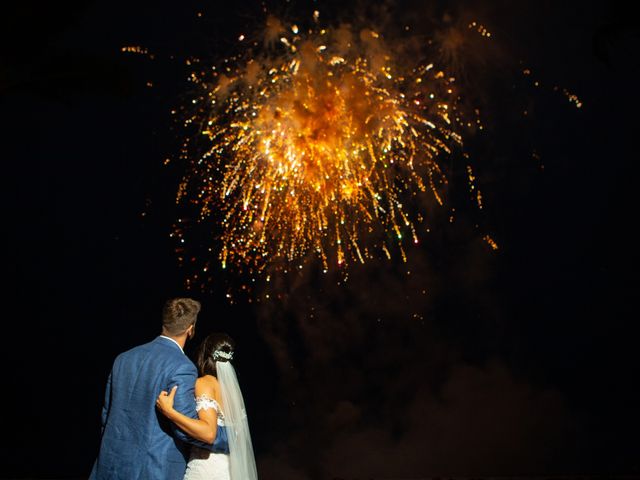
172 13 486 280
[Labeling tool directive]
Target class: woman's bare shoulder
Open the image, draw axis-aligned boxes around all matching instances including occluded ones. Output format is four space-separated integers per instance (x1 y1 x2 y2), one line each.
195 374 219 396
198 374 220 386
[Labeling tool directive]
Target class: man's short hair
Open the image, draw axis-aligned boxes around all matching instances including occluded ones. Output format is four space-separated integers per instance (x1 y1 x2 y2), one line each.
162 298 201 335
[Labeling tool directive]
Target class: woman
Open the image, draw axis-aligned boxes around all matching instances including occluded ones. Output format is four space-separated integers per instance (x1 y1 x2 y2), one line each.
156 333 258 480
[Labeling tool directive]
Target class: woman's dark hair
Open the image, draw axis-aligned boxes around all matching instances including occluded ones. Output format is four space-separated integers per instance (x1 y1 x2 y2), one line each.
196 333 235 377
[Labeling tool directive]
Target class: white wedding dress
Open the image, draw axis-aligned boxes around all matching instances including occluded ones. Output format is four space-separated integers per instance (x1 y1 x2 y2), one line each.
184 362 258 480
183 395 230 480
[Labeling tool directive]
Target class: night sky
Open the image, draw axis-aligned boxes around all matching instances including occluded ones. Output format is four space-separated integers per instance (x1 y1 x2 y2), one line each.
3 0 639 478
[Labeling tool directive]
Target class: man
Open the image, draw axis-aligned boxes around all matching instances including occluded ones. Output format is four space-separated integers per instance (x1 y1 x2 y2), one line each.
90 298 223 479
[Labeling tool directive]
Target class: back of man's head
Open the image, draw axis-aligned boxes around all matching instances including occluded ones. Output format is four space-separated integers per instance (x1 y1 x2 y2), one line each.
162 298 201 335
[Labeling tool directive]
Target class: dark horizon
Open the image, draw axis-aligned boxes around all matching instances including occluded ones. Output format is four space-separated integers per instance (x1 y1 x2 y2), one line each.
3 0 639 478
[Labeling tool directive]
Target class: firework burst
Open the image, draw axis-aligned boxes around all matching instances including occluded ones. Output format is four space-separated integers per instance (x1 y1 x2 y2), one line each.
172 12 485 282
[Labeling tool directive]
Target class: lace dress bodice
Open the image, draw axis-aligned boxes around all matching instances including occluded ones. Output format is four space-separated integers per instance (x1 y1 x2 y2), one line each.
195 395 226 426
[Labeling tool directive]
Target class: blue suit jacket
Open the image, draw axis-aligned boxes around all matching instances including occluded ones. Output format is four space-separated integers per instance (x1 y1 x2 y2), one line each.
90 336 225 480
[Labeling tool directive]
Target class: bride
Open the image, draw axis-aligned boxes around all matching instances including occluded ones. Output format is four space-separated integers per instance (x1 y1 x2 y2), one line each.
156 333 258 480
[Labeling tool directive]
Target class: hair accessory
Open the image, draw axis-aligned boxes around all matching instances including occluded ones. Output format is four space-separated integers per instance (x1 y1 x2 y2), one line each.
213 350 234 361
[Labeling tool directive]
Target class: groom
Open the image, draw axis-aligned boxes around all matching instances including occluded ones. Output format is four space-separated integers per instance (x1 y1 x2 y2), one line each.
90 298 221 480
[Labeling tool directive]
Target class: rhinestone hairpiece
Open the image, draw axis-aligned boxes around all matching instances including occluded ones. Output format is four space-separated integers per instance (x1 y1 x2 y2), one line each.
212 350 233 361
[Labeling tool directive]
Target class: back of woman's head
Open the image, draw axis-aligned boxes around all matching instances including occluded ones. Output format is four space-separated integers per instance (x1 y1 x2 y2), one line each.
196 332 235 377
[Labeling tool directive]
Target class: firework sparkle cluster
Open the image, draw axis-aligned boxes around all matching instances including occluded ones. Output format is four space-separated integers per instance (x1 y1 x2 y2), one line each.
169 11 491 286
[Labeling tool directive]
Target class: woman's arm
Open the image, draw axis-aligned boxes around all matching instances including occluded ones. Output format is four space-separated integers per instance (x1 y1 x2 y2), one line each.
156 380 218 444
